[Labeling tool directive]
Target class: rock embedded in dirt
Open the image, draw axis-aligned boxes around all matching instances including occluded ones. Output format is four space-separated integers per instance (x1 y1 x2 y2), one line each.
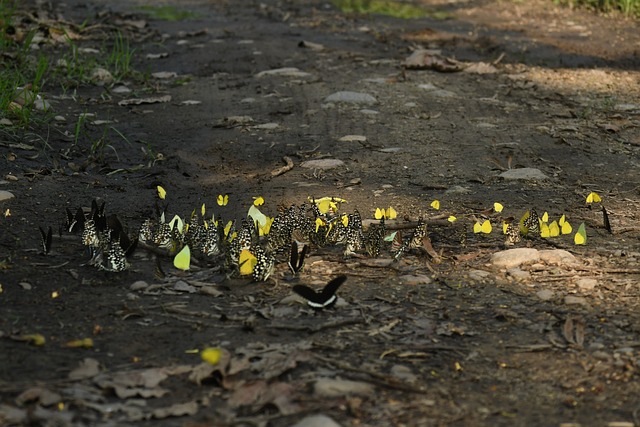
300 159 345 169
0 190 15 202
491 248 540 269
290 414 342 427
564 295 588 306
539 249 578 266
536 289 555 301
130 280 149 291
338 135 367 142
255 67 311 78
324 91 377 105
499 167 548 180
399 274 432 285
313 378 375 398
576 278 598 291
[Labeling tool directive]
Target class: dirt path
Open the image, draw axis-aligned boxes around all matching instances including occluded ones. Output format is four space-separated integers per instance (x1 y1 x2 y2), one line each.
1 1 640 426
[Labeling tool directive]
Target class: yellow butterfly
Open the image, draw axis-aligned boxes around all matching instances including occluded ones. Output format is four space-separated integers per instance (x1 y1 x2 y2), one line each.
473 220 492 234
430 200 440 210
174 245 191 270
223 220 233 238
257 217 274 236
541 212 549 223
493 202 504 213
586 192 601 203
239 249 257 275
375 207 397 220
310 197 346 214
217 194 229 206
502 221 509 234
315 217 325 233
448 215 457 223
559 215 572 234
540 222 550 238
169 215 185 233
548 220 560 237
574 223 587 245
201 203 206 216
341 214 349 227
253 196 265 206
201 348 222 365
157 185 167 200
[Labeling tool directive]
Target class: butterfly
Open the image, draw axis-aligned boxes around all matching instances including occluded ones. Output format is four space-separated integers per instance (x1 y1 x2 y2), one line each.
173 245 191 270
540 221 559 238
493 202 504 213
157 185 167 200
503 221 520 245
473 219 492 234
558 214 572 235
375 207 397 220
586 192 601 204
65 207 86 233
602 206 612 233
39 226 52 254
217 194 229 206
293 275 347 309
288 241 308 275
521 209 540 234
574 223 587 245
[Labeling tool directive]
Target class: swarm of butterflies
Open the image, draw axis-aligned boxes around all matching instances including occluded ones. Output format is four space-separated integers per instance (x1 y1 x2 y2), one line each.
39 189 605 308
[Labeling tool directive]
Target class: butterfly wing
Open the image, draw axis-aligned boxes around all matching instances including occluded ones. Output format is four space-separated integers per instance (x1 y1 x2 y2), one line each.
39 226 52 254
288 241 299 273
602 206 612 233
293 275 347 308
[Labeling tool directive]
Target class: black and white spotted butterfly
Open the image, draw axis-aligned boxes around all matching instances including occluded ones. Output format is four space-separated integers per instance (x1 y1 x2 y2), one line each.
288 241 308 275
39 226 52 254
293 275 347 309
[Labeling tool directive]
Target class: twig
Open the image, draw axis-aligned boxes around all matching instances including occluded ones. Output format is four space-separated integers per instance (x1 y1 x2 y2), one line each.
271 156 294 177
270 318 365 333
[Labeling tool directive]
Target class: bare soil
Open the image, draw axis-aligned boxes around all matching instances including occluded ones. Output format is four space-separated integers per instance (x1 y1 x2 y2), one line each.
1 0 640 426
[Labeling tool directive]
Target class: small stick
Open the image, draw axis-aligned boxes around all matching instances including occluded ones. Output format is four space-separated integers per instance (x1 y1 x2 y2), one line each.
271 156 294 177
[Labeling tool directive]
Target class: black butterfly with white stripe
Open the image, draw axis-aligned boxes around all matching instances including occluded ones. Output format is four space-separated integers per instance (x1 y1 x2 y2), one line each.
293 275 347 309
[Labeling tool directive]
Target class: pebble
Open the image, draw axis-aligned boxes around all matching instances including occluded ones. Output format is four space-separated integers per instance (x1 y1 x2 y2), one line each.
112 85 131 94
499 167 548 180
300 159 345 169
324 91 377 104
564 295 587 306
130 280 149 291
468 269 492 281
173 281 196 293
255 67 311 78
399 274 432 285
536 289 555 301
491 248 540 269
576 278 597 291
313 378 374 398
359 109 379 115
252 122 279 130
290 414 342 427
90 67 114 85
0 118 12 126
0 190 15 202
338 135 367 142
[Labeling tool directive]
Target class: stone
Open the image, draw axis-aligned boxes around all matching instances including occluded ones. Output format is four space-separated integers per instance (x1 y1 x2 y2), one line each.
255 67 311 78
491 248 540 269
300 159 345 169
499 167 548 180
130 280 149 291
313 378 374 398
324 91 377 104
536 289 555 301
507 267 530 281
0 190 15 202
564 295 588 306
339 135 367 142
290 414 342 427
539 249 578 266
399 274 432 285
468 269 492 281
576 278 597 291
